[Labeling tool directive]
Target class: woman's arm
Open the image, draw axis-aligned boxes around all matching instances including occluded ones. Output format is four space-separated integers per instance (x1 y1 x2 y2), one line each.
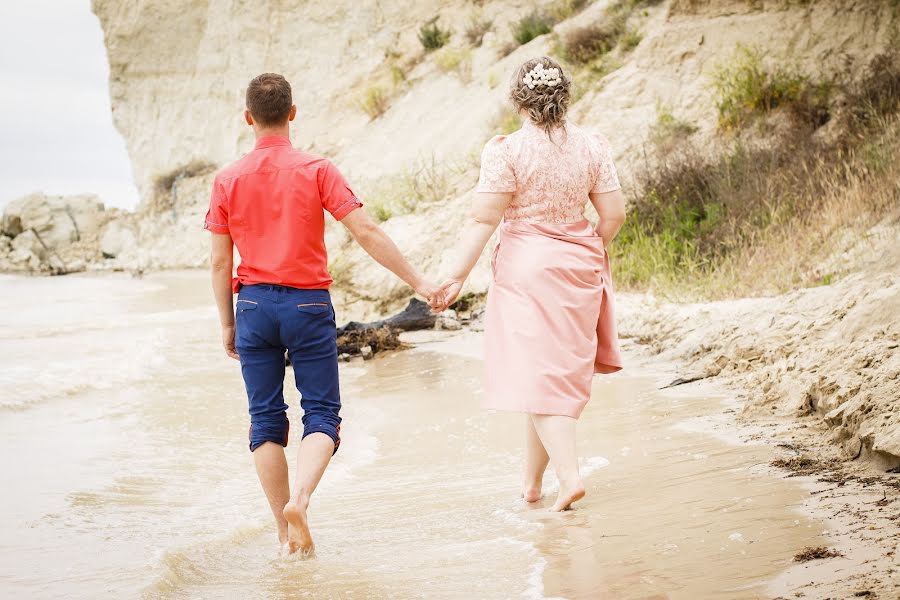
589 189 627 246
435 191 513 310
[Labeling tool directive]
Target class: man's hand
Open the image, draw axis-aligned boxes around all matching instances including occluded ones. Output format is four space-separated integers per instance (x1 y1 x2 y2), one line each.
431 278 464 313
222 324 239 360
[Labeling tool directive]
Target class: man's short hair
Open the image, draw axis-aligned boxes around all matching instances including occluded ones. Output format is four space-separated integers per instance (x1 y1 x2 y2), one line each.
246 73 293 127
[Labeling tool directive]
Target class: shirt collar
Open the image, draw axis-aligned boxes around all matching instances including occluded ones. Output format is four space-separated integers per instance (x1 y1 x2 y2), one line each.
254 135 292 150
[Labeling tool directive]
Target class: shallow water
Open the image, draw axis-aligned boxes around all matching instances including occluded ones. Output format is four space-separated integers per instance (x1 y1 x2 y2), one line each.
0 272 826 599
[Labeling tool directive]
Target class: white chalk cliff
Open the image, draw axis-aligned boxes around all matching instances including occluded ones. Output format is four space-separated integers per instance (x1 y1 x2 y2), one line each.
0 0 897 463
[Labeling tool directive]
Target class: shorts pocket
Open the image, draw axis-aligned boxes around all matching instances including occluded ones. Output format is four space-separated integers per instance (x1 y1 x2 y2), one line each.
237 299 259 313
297 303 329 316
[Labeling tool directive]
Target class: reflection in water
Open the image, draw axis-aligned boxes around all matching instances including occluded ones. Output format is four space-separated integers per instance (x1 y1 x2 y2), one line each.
0 272 825 599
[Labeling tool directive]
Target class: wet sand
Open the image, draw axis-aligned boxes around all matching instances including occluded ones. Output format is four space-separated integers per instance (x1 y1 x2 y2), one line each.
0 272 838 599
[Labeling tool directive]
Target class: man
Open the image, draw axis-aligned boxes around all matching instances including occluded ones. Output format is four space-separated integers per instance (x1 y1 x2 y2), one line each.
204 73 439 556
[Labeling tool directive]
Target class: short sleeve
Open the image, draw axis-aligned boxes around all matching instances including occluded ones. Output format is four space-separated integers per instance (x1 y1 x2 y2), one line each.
476 136 515 193
591 134 621 194
319 160 363 221
203 177 229 234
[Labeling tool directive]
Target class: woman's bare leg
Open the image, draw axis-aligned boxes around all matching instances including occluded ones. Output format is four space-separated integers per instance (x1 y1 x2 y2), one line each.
530 414 585 511
523 415 550 502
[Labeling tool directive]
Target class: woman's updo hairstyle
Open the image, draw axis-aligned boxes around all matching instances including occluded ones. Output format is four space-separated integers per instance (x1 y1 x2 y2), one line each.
510 56 571 135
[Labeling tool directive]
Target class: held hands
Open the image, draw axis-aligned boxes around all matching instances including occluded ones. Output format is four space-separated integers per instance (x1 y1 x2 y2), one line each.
430 278 464 313
414 279 447 312
413 276 463 313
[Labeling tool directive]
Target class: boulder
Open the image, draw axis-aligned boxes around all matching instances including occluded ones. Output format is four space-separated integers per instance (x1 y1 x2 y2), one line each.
100 221 138 258
8 230 46 270
0 235 10 255
1 193 105 250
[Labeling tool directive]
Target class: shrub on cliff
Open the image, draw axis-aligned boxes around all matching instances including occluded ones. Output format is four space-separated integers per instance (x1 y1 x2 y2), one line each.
712 45 832 130
512 11 554 46
358 85 388 120
610 50 900 297
464 14 492 47
419 18 451 51
561 23 621 64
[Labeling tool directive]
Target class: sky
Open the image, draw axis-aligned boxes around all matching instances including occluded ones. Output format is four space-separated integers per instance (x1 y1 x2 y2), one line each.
0 1 139 210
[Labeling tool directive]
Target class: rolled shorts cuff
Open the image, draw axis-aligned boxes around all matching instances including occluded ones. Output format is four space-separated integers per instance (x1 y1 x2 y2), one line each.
248 418 290 452
302 423 342 455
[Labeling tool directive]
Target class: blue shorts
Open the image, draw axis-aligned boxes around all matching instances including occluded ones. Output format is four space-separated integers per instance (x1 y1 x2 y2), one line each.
234 284 341 454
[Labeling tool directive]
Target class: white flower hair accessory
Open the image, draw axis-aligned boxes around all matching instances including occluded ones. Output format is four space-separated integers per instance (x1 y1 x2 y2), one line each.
522 64 562 89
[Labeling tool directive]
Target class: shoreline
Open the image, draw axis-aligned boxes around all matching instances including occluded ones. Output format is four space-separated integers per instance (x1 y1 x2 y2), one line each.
621 340 900 599
3 267 897 597
404 327 899 598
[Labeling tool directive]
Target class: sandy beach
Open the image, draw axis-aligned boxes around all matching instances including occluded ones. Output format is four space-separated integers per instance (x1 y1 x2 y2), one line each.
2 270 895 599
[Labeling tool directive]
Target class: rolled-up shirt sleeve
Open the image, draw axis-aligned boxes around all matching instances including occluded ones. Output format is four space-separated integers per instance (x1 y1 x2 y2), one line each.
203 177 230 234
319 160 363 221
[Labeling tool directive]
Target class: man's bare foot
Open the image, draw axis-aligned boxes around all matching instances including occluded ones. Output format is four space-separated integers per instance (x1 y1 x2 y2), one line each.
550 481 585 512
283 498 314 557
278 526 288 552
523 486 543 502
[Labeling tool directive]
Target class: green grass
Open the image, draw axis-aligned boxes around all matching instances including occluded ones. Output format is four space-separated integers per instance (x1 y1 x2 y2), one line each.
510 0 593 48
712 44 832 130
512 11 553 45
620 28 642 51
610 49 900 298
649 102 698 148
419 18 451 51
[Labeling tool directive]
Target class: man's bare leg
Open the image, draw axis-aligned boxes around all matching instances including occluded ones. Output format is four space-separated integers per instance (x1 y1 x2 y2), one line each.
523 415 550 502
283 432 334 556
252 441 290 546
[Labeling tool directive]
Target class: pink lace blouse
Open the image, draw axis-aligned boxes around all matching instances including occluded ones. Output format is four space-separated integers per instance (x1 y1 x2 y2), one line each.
476 120 620 223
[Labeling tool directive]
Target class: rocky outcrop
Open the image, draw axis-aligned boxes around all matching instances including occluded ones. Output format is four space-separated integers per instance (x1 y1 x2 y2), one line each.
0 193 115 274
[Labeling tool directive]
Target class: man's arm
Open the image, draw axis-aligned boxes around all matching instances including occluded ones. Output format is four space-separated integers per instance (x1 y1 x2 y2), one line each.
210 232 239 360
340 209 439 301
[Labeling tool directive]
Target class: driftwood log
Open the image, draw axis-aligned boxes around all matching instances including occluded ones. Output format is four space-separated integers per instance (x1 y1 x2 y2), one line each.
336 298 437 357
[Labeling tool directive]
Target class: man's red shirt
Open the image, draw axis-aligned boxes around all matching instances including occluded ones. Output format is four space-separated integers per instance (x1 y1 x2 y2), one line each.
204 135 362 292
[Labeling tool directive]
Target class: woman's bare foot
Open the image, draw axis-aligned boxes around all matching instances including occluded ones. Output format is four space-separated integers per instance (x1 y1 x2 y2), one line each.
550 480 585 512
523 486 543 502
283 498 315 557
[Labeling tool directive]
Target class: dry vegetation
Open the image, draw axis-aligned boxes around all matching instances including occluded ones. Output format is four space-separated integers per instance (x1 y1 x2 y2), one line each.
509 0 589 47
358 155 457 223
465 13 492 47
553 0 659 100
610 47 900 298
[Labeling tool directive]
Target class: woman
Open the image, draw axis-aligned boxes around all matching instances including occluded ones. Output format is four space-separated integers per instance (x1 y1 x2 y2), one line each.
434 57 626 512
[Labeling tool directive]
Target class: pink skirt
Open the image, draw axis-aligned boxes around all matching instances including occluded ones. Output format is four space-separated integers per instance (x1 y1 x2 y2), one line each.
483 220 622 418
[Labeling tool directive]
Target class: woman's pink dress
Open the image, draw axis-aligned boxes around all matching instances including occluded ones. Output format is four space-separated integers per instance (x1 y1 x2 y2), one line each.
478 119 623 418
